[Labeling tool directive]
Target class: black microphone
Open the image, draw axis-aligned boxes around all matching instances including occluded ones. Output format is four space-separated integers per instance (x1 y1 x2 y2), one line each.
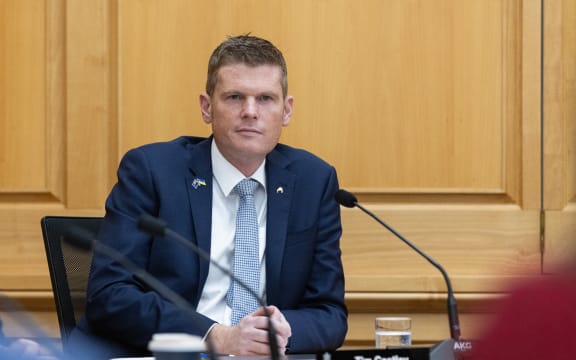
64 226 217 360
335 189 462 342
137 214 280 360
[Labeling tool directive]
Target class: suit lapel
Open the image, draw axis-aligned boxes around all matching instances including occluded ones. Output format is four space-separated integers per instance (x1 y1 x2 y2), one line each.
184 138 213 298
183 141 295 304
264 149 295 303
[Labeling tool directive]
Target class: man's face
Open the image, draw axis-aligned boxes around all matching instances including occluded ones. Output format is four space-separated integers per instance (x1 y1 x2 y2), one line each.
200 63 293 170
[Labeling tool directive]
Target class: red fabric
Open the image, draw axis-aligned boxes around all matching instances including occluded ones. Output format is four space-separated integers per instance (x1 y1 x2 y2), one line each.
471 274 576 360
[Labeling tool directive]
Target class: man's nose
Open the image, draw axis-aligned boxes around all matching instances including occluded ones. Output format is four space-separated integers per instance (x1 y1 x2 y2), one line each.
241 98 258 118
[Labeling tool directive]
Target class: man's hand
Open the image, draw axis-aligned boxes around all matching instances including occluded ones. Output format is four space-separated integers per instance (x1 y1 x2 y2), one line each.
209 306 292 355
262 305 292 353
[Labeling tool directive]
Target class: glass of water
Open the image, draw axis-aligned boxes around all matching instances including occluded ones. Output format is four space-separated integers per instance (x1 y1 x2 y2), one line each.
374 317 412 349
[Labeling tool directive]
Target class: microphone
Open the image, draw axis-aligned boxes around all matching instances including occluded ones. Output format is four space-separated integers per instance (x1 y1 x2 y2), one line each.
64 226 217 360
335 189 463 352
137 214 280 360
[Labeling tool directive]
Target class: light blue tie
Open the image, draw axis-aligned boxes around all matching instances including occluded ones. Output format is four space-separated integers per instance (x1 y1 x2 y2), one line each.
227 178 260 325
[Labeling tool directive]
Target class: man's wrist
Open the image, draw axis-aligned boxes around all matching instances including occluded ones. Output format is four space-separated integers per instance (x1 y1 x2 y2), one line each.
202 322 219 343
207 323 231 354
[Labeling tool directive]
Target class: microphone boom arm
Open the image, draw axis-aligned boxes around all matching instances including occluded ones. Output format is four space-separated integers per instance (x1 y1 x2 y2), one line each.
352 201 461 341
64 228 218 360
138 215 280 360
91 240 199 317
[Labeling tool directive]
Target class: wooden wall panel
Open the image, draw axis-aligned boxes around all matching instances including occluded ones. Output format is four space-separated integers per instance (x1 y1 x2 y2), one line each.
286 0 507 191
46 0 66 202
0 0 107 339
116 0 520 193
0 0 46 191
0 0 65 297
66 0 117 208
543 0 576 270
342 205 540 287
1 0 571 350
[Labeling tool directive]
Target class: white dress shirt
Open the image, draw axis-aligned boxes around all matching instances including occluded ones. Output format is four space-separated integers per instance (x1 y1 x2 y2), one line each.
196 141 267 325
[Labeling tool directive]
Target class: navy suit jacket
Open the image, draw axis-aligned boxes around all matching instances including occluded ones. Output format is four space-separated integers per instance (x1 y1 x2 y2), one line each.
75 136 347 355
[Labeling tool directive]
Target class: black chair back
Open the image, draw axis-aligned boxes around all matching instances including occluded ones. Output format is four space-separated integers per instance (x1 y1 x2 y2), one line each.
40 216 102 343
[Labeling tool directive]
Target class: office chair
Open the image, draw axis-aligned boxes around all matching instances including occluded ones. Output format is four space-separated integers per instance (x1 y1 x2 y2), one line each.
41 216 102 344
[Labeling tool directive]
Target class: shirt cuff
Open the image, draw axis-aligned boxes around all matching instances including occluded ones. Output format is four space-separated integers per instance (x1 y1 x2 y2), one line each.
202 322 219 342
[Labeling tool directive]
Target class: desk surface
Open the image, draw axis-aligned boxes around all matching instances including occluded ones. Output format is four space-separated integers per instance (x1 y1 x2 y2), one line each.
111 355 316 360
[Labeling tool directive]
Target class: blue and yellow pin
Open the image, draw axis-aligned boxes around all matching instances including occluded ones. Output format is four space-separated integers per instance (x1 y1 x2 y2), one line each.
191 178 206 189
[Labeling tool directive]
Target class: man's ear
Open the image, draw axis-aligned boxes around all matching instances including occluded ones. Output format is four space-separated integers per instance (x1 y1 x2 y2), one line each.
282 96 294 126
199 93 212 123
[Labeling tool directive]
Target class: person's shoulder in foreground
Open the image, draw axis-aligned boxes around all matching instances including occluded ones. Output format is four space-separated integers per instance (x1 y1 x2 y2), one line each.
470 265 576 360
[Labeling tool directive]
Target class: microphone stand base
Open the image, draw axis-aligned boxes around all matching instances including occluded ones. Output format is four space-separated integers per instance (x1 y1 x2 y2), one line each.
430 339 454 360
431 338 475 360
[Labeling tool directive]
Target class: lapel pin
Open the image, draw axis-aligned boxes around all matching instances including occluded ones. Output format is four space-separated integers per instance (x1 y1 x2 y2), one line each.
276 186 284 194
192 178 206 189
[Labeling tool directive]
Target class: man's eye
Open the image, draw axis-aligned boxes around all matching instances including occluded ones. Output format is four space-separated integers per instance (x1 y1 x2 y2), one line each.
228 94 240 100
259 95 272 101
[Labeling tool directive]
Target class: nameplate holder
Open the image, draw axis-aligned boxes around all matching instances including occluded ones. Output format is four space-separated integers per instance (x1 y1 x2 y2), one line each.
317 347 431 360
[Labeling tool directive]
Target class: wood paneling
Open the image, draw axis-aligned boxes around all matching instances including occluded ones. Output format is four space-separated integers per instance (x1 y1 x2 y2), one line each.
116 0 524 193
0 0 46 191
342 205 540 286
46 0 66 202
0 0 574 349
286 0 510 191
543 0 576 270
66 0 117 209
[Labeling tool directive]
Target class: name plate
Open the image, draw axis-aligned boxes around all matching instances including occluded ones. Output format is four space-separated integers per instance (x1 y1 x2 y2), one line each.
317 347 430 360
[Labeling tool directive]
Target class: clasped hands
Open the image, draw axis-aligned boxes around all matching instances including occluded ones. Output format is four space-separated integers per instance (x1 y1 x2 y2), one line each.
209 305 292 356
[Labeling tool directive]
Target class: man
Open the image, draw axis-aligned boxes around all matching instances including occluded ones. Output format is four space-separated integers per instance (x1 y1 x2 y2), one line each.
73 35 347 357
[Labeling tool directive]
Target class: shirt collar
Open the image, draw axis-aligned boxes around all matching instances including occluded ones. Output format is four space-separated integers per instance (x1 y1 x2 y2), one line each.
211 140 266 196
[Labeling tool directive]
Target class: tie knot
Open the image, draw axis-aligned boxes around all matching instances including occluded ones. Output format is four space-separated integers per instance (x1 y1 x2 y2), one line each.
234 178 259 198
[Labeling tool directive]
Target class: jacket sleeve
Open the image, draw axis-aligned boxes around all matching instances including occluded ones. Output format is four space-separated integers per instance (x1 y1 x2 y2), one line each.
281 166 348 353
84 147 214 349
